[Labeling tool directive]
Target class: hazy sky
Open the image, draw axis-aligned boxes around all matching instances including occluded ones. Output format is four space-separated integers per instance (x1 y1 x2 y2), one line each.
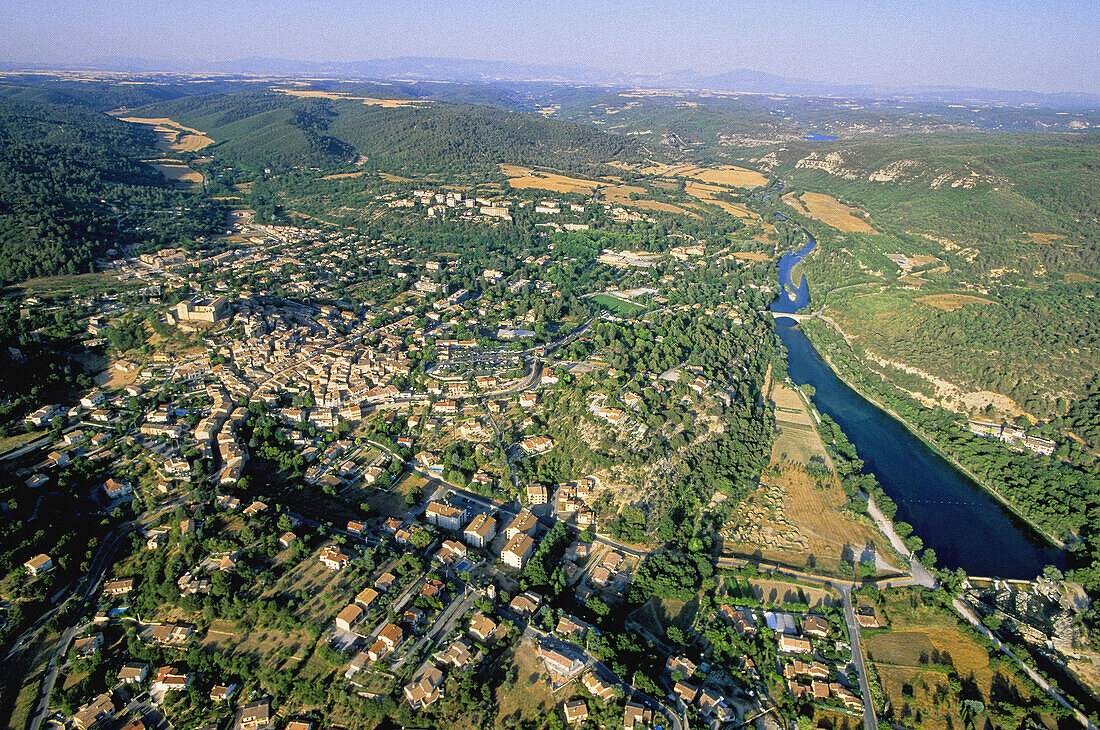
2 0 1098 94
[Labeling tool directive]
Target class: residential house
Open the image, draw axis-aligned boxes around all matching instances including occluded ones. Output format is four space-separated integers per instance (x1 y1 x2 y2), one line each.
503 510 538 539
117 663 148 685
403 664 445 709
468 613 498 643
463 513 497 549
502 533 535 569
240 701 272 729
72 693 116 730
24 553 52 577
563 699 589 725
336 603 365 632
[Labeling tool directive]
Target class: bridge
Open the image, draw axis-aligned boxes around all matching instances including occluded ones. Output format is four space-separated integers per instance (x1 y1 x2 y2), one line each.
771 311 813 323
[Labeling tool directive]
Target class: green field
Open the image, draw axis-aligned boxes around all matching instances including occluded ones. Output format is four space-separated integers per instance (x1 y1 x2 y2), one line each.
591 293 645 316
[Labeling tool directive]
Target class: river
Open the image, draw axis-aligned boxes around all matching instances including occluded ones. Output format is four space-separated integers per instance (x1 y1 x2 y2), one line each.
771 236 1065 579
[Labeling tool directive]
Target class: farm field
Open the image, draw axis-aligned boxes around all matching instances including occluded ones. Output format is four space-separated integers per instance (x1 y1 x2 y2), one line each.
640 163 769 188
117 116 213 152
273 87 432 107
149 161 203 186
915 293 997 311
725 384 899 576
785 191 877 233
864 588 1056 730
748 577 839 610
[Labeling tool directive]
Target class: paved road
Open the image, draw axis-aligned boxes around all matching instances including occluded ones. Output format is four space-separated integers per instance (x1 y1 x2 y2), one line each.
837 584 878 730
395 586 476 674
26 526 134 730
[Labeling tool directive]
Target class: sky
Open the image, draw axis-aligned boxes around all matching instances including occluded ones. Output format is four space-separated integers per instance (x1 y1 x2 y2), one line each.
2 0 1098 94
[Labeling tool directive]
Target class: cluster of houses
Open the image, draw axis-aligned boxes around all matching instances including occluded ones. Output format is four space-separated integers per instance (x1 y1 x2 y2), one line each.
968 419 1056 456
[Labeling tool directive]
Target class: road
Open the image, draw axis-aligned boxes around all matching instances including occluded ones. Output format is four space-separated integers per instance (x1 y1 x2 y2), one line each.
394 586 476 674
837 584 878 730
25 525 135 730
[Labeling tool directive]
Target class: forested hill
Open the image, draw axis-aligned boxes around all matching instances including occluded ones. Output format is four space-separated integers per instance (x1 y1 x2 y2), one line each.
130 91 653 175
0 98 222 284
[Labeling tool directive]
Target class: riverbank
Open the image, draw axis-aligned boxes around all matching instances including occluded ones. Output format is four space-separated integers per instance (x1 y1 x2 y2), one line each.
803 314 1067 550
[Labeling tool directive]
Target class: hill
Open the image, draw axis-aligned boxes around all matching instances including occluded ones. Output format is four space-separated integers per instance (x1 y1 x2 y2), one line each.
0 98 222 284
131 90 653 176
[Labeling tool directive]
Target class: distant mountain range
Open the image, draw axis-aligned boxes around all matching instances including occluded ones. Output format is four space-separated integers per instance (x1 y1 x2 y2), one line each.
5 55 1099 109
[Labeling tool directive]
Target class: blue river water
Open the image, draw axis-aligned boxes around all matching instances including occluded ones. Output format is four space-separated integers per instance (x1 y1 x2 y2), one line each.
771 236 1064 578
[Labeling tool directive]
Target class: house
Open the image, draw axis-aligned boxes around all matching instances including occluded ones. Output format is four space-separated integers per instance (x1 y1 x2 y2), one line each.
25 473 48 489
240 700 272 729
518 392 537 408
150 623 193 646
463 513 497 548
355 587 379 609
403 664 445 709
518 435 554 454
699 687 735 722
102 478 133 500
510 591 542 617
582 671 616 700
209 684 238 702
590 566 612 586
564 698 589 725
24 553 52 577
856 606 883 629
73 633 104 656
103 578 134 597
279 531 297 548
468 612 498 642
153 665 191 693
667 654 698 677
425 501 466 531
555 614 592 640
801 615 830 638
336 603 364 632
285 722 313 730
346 651 371 678
375 571 397 592
435 539 467 564
72 693 116 730
502 533 536 569
346 520 366 535
778 634 813 654
438 637 476 670
536 641 585 679
319 545 352 571
368 623 404 660
118 663 148 684
674 681 699 704
504 510 538 539
623 702 653 730
527 484 548 505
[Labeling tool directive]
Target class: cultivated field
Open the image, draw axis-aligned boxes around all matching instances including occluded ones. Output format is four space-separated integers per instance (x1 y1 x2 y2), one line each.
118 116 214 152
915 293 997 311
732 251 773 262
748 578 839 609
726 382 898 575
150 161 203 186
273 87 431 107
864 588 1048 730
785 191 877 233
641 163 769 188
